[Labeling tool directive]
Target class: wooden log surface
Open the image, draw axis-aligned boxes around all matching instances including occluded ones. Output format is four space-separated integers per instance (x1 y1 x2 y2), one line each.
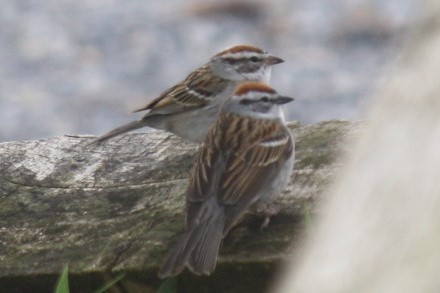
0 120 359 292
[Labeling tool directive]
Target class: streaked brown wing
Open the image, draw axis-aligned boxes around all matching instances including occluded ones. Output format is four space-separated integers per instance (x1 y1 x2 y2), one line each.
133 65 229 115
185 66 230 100
132 83 182 113
187 117 293 232
219 130 293 204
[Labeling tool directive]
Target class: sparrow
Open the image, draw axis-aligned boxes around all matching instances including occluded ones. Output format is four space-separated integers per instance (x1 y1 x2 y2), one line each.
91 45 284 144
158 81 295 278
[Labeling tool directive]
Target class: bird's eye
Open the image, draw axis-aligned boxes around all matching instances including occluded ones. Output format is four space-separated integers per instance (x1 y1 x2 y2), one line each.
250 56 259 63
260 96 269 103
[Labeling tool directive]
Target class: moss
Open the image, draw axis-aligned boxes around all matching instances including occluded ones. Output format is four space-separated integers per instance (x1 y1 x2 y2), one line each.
293 120 356 169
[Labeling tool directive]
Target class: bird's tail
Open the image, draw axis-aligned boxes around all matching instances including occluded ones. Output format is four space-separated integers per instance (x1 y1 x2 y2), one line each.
88 119 150 145
158 204 225 278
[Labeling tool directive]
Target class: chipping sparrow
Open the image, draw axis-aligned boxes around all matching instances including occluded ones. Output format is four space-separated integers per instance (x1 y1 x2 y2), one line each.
158 82 295 278
91 45 284 144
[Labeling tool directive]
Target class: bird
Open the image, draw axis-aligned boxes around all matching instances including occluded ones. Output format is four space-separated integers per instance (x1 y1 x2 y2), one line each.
90 45 284 144
158 81 295 278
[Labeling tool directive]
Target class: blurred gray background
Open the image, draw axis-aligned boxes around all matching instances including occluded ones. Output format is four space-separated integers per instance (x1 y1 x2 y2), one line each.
0 0 414 142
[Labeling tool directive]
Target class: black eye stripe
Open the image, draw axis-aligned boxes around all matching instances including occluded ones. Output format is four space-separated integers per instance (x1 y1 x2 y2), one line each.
240 99 253 105
224 57 262 64
240 96 272 105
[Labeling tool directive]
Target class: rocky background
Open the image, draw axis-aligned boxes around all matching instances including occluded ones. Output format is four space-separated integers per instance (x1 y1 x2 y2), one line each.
0 0 415 142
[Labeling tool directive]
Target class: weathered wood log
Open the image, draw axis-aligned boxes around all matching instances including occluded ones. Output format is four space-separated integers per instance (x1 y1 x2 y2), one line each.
0 120 359 292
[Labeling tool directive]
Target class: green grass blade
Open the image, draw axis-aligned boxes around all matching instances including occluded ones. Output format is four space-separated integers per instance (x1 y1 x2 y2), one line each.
93 273 126 293
54 264 69 293
303 202 314 233
157 277 177 293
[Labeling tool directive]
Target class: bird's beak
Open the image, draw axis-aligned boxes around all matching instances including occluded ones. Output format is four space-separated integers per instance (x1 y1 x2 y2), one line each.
266 55 284 65
275 96 295 105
